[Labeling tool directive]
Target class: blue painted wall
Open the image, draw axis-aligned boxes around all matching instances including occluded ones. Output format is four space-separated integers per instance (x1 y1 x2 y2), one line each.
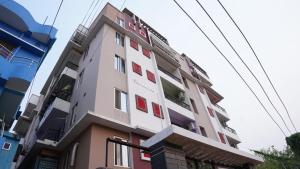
0 0 57 128
0 132 20 169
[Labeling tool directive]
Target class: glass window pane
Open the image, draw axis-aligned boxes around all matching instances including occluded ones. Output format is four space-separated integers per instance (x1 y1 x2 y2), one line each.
122 145 129 167
121 92 127 112
115 90 121 109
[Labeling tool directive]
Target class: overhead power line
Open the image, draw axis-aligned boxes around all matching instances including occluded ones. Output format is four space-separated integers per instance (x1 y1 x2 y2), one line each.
216 0 298 133
48 0 64 39
81 0 97 25
193 0 292 134
83 0 102 27
172 0 287 137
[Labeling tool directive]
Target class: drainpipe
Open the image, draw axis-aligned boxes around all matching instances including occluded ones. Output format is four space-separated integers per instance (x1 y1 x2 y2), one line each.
70 142 79 167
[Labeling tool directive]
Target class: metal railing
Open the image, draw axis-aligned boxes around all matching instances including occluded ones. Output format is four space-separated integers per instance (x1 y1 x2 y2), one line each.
10 56 39 68
215 104 226 113
225 126 237 135
158 66 182 83
150 34 177 57
164 93 191 110
0 44 13 59
71 24 88 46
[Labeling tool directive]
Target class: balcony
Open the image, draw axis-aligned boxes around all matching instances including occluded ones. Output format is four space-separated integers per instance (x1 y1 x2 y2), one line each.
37 97 70 141
71 24 88 46
22 94 39 120
13 115 31 136
169 108 197 133
150 34 179 67
165 93 191 111
158 66 184 91
213 104 229 121
0 43 13 59
223 125 241 143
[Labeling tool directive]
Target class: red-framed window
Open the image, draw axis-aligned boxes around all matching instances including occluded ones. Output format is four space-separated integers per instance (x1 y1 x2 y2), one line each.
132 62 142 76
218 132 226 144
128 22 136 30
146 70 156 83
139 30 147 38
207 107 214 117
130 39 138 50
198 86 205 94
135 95 147 113
152 102 163 118
142 48 150 58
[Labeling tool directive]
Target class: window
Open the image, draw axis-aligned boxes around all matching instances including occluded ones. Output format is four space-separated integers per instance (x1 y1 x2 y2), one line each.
190 98 198 114
114 137 129 167
140 140 151 161
116 17 125 27
182 77 189 88
199 126 207 137
139 30 147 38
114 55 125 73
128 22 136 30
218 132 226 144
146 70 156 83
152 102 163 118
207 107 214 117
2 142 11 150
70 102 78 127
78 69 85 86
115 89 128 112
83 46 89 61
130 39 138 50
142 48 150 58
115 32 124 47
198 86 205 94
135 95 147 113
132 62 142 76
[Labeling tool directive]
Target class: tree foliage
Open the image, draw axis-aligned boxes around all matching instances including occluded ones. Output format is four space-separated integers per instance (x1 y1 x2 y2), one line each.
254 132 300 169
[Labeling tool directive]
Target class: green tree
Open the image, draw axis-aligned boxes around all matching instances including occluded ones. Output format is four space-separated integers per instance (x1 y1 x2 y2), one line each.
254 132 300 169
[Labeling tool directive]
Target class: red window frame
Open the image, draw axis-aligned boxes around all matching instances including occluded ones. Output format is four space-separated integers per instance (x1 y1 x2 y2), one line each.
128 22 136 30
207 107 214 117
132 62 142 76
152 102 163 118
142 48 150 58
130 39 138 50
218 132 226 144
135 95 147 113
139 30 147 38
146 70 156 83
198 86 205 94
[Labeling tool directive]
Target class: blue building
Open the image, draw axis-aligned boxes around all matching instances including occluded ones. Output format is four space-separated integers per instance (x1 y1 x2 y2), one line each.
0 0 57 168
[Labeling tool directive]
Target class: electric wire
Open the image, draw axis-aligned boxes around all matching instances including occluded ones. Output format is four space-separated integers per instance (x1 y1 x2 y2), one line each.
194 0 292 134
81 0 97 25
83 0 101 26
88 0 105 27
216 0 298 133
48 0 64 39
173 0 287 137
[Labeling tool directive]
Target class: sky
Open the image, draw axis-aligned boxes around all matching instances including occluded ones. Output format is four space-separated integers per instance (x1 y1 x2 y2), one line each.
14 0 300 153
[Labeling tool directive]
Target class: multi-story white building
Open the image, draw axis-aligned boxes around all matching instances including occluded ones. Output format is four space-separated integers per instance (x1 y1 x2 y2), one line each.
13 3 262 169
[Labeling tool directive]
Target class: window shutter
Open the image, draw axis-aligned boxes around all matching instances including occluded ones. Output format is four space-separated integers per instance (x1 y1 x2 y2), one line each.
207 107 214 117
130 39 138 50
152 102 162 118
146 70 156 83
132 62 142 75
142 48 150 58
135 95 147 113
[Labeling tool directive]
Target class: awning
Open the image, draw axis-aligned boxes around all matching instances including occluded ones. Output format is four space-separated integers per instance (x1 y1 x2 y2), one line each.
142 125 263 167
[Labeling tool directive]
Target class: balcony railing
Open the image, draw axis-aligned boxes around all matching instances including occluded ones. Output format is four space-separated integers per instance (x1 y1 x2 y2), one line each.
215 104 226 113
164 93 191 111
71 24 88 46
158 66 181 83
10 56 39 68
225 126 237 135
0 44 13 59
